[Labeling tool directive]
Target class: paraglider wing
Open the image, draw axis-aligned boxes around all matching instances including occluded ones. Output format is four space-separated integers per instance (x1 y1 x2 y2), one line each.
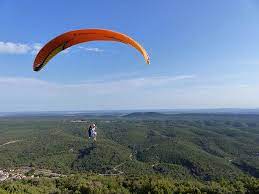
33 29 150 71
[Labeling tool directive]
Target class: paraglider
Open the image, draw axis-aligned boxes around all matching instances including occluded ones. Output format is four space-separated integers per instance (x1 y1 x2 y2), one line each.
33 29 150 71
88 123 97 141
33 29 149 144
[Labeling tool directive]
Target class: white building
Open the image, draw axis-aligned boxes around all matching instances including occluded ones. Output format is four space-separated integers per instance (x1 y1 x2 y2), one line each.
0 170 9 182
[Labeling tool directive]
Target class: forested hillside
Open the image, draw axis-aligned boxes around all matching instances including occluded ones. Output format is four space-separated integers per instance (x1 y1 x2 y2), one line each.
0 113 259 193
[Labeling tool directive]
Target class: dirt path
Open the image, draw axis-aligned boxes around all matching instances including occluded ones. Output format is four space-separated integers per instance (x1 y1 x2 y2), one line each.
0 140 22 148
99 145 160 176
99 153 133 176
144 144 159 152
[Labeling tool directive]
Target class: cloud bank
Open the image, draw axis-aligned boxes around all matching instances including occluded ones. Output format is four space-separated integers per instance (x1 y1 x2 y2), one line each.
0 75 196 111
0 74 259 111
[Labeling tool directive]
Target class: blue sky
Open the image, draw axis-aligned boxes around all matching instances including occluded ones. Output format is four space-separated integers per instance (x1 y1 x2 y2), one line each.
1 0 259 111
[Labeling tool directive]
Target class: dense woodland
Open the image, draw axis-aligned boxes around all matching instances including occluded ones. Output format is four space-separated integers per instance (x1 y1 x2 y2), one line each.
0 174 258 193
0 112 259 193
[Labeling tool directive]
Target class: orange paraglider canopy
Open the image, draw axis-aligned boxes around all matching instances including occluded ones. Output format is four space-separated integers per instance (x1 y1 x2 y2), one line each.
33 29 150 71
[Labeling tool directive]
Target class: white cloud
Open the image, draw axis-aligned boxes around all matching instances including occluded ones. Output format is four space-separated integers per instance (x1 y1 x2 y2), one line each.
0 41 42 55
63 75 195 92
0 41 31 54
0 77 54 87
30 43 43 54
78 46 104 52
0 75 195 111
0 41 104 56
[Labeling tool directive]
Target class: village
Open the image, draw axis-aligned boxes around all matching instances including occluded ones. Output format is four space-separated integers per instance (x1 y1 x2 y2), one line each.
0 167 64 182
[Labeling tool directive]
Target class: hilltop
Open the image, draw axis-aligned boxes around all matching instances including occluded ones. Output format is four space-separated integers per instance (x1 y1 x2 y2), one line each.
122 112 168 119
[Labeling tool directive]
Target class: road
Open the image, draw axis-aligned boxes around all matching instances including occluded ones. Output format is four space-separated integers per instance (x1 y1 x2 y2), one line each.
0 140 22 148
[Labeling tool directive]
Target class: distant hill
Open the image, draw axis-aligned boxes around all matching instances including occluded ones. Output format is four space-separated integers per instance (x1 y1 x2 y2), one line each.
123 112 168 119
122 112 259 122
